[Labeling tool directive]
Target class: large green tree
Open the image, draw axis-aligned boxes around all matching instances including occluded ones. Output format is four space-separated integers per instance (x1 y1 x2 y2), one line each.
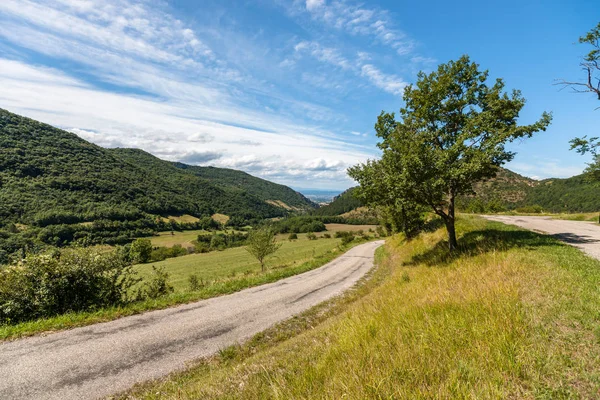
349 56 552 250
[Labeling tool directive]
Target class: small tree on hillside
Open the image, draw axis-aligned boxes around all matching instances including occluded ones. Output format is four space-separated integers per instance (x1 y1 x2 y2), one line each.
130 238 153 263
349 55 552 250
246 228 281 272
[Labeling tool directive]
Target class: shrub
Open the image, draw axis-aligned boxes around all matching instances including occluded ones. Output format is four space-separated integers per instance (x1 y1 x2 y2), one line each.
288 233 298 241
516 205 543 214
130 238 153 263
194 242 210 253
341 235 355 245
210 234 226 250
144 266 174 299
188 274 205 291
323 233 331 239
306 232 317 240
0 247 139 324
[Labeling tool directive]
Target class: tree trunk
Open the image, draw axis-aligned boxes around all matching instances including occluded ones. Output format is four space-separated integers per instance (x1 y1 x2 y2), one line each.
445 218 458 251
445 195 458 251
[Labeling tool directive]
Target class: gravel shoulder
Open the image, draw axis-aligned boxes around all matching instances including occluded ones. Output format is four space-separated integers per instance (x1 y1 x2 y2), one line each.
0 240 384 400
482 215 600 260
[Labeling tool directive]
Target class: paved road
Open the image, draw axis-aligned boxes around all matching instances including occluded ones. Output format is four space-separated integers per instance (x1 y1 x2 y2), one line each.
482 215 600 260
0 240 384 400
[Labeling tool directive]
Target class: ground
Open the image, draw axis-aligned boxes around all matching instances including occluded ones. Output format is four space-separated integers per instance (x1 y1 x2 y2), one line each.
123 216 600 399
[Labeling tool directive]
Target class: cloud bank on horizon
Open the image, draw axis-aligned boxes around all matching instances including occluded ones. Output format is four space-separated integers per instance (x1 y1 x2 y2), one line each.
0 0 592 189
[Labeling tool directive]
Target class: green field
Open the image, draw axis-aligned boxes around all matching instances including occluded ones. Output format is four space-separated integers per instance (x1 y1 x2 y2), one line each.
137 234 344 291
127 216 600 399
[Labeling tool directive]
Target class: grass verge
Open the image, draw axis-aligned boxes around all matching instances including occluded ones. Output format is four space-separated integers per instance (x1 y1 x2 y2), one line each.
0 238 373 341
123 216 600 399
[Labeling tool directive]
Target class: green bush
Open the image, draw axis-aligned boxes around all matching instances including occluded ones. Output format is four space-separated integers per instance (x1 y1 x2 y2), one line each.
306 232 317 240
341 235 355 245
188 274 205 291
0 248 139 324
515 205 543 214
130 238 153 263
323 233 331 239
288 233 298 241
144 266 174 299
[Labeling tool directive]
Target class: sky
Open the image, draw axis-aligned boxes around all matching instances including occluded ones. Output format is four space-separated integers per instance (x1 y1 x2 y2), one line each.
0 0 598 191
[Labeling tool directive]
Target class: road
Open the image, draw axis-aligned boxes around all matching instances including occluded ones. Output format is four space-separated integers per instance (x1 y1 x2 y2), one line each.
0 240 384 400
482 215 600 260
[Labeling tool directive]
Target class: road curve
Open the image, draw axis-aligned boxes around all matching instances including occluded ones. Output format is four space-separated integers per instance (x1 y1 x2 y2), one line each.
0 240 384 400
482 215 600 260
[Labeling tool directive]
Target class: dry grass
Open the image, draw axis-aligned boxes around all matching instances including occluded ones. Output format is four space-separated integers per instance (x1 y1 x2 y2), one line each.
161 215 200 224
324 223 378 232
124 216 600 399
211 213 230 225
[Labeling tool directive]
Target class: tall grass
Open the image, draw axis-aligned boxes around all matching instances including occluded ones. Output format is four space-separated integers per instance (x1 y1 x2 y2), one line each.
125 216 600 399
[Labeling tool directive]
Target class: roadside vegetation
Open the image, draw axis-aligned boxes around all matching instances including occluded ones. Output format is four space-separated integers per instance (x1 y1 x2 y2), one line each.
124 216 600 399
0 227 380 340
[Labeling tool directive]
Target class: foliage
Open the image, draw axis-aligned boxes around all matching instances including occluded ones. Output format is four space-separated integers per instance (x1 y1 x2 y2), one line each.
0 247 139 324
269 217 327 234
149 244 190 262
187 274 205 291
288 233 298 241
349 55 551 249
143 266 174 299
130 238 153 263
245 228 281 272
515 205 543 214
196 231 248 251
172 163 316 211
306 232 317 240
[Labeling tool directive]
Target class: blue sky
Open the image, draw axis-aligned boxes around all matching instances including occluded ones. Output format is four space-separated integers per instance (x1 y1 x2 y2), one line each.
0 0 597 190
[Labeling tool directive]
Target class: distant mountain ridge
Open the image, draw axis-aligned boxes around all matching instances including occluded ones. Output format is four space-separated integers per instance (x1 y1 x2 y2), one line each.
317 168 600 216
0 108 315 228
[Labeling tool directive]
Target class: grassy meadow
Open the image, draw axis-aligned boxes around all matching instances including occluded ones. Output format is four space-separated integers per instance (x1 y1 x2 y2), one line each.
137 234 344 292
125 216 600 399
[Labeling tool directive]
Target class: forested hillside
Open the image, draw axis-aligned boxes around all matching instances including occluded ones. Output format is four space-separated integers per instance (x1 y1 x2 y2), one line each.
171 163 314 210
320 168 600 217
459 168 600 213
0 109 312 262
312 187 364 216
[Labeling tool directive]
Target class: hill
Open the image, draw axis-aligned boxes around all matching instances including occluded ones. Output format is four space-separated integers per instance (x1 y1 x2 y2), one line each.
318 168 600 217
171 163 314 211
0 109 313 261
312 187 364 216
459 168 600 213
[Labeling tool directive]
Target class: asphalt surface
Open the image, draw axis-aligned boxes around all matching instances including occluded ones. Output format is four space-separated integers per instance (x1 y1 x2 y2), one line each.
0 240 384 400
482 215 600 260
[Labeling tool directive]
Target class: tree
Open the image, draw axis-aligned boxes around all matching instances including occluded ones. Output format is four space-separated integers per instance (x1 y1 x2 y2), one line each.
245 228 281 272
556 22 600 104
349 55 551 250
565 23 600 184
129 238 153 263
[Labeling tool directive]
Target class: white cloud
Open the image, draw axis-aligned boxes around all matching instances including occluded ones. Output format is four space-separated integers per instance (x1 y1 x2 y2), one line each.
0 59 370 189
360 64 407 96
508 160 584 179
291 0 414 56
305 0 325 11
